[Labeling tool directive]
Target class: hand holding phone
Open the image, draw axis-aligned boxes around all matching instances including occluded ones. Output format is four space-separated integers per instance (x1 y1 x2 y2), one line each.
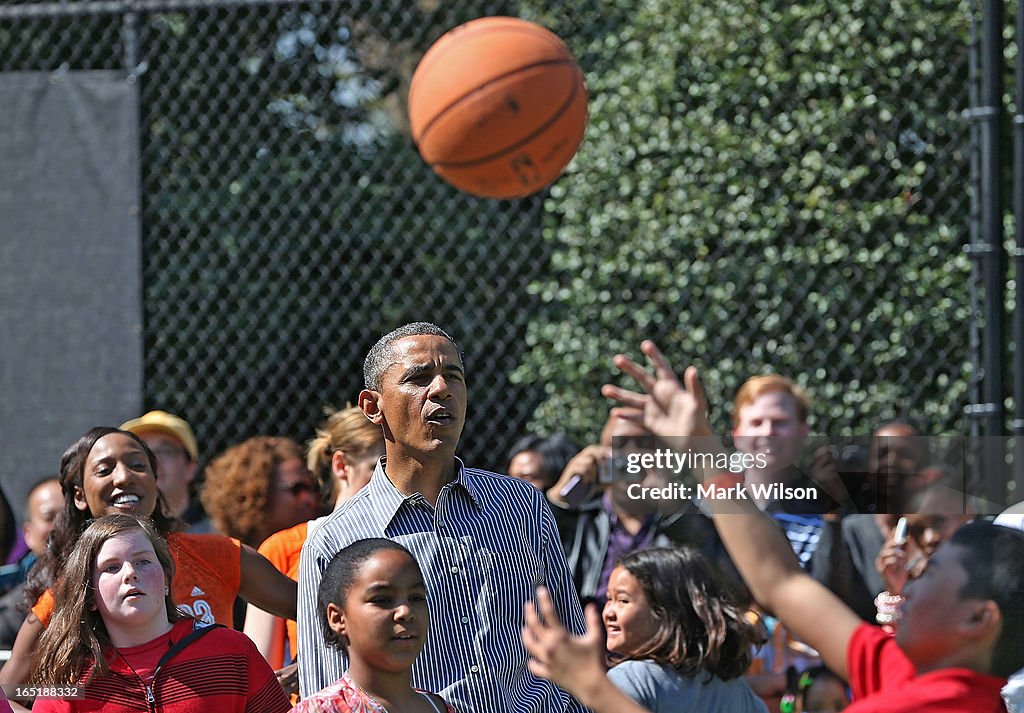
548 445 607 509
892 516 909 546
558 474 593 508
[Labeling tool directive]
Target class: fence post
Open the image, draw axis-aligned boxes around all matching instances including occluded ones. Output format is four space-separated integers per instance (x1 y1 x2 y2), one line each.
980 0 1007 504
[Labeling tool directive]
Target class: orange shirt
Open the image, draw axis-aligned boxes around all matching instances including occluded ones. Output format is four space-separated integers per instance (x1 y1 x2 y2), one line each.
33 532 242 627
257 521 307 666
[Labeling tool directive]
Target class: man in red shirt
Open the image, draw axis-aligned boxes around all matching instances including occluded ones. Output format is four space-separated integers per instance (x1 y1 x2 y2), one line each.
604 340 1024 713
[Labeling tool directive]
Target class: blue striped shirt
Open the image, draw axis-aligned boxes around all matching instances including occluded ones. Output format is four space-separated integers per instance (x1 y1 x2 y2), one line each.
297 457 588 712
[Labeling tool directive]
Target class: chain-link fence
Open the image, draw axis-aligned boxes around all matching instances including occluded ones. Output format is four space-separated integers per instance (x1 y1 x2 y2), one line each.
0 0 988 483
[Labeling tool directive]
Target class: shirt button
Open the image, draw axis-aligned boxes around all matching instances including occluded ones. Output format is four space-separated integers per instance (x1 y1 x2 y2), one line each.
461 616 469 624
450 566 459 574
469 666 479 674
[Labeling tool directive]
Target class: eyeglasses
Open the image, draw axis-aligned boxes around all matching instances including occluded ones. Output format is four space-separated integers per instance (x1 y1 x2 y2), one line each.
151 445 188 461
278 481 316 497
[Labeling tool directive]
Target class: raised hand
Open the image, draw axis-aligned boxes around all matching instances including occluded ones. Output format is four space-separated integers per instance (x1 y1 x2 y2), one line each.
601 340 711 441
521 588 652 713
522 587 605 688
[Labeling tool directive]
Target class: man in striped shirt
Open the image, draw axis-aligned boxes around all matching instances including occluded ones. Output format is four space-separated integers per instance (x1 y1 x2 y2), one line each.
297 322 588 711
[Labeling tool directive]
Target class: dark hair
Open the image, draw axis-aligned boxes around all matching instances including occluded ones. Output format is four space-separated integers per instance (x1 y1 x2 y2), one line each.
363 322 461 392
31 514 178 686
950 521 1024 676
797 665 848 710
24 427 174 609
317 538 420 651
507 433 580 490
614 546 760 680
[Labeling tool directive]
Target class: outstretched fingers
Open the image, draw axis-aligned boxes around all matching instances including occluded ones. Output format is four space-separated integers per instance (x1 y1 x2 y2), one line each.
600 384 648 412
611 352 657 393
682 365 707 414
522 587 561 680
582 603 603 646
640 340 682 387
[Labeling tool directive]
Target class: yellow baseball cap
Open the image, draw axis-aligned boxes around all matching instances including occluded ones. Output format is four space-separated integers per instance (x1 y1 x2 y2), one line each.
121 410 199 461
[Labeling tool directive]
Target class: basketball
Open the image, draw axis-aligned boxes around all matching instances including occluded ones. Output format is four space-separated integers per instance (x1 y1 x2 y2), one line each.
408 16 588 200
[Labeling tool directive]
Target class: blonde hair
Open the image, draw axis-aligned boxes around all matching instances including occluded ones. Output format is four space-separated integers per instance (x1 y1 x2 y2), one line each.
731 375 809 426
307 405 384 495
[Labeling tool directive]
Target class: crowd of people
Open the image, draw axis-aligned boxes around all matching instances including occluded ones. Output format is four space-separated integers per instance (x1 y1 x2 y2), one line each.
0 322 1021 713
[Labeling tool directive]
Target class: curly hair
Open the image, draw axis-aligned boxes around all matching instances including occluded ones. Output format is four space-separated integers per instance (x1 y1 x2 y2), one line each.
613 546 761 680
200 436 304 546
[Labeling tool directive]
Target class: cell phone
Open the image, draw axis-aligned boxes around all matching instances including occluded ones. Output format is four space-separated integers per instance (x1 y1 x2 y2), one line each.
893 516 909 546
558 474 592 508
599 455 628 484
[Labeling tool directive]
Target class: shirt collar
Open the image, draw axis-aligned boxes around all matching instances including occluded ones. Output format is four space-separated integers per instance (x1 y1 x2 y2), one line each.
450 457 486 510
366 455 486 527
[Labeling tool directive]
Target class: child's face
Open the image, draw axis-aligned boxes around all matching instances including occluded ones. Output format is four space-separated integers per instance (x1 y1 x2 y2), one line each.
895 542 974 671
603 566 659 657
803 676 849 713
92 530 167 629
329 549 428 673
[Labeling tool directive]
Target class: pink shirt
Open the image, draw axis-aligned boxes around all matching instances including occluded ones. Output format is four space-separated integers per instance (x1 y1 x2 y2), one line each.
291 673 456 713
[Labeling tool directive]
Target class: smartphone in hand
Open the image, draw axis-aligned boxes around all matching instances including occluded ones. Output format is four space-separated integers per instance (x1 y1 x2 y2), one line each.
893 516 909 545
559 474 593 508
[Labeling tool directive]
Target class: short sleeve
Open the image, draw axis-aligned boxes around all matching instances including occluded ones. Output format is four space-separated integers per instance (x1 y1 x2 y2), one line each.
168 533 242 625
847 622 916 700
258 523 306 579
607 660 663 709
31 588 55 628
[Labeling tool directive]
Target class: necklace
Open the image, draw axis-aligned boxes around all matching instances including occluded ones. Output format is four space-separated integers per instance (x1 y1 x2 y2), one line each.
345 674 391 713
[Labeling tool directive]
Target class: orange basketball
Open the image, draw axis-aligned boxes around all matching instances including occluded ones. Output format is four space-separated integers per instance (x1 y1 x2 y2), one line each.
408 16 588 199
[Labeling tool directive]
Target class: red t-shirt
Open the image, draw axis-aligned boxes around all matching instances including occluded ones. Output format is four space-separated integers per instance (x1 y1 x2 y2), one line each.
846 623 1007 712
31 618 290 712
33 532 241 627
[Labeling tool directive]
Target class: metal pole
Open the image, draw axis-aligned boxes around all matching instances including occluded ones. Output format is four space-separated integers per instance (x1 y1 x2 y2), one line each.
966 1 984 441
980 0 1007 505
965 1 985 503
1013 0 1024 502
123 10 139 74
0 0 316 19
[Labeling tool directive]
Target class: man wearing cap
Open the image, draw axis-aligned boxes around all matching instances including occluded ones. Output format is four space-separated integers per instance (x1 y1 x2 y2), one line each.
121 410 210 531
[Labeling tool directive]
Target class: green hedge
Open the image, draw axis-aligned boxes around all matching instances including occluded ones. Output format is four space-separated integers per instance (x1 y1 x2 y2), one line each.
515 0 974 442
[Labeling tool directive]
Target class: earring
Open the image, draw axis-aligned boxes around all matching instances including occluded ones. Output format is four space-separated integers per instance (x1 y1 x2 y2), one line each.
165 586 169 595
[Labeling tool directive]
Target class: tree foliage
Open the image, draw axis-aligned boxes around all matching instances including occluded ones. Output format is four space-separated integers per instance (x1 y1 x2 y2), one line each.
514 0 975 441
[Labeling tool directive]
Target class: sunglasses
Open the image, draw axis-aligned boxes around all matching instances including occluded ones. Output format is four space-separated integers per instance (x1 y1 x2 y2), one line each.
278 481 316 497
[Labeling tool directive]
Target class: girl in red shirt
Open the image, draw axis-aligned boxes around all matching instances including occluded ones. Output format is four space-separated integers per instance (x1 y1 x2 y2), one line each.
0 427 297 710
29 513 290 712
